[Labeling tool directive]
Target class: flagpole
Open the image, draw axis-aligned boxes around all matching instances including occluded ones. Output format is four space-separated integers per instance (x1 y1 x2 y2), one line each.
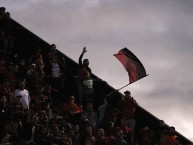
118 74 149 91
107 74 149 97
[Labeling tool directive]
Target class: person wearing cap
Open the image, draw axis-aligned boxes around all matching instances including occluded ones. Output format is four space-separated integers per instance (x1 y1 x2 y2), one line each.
63 96 83 124
118 90 138 144
63 96 83 121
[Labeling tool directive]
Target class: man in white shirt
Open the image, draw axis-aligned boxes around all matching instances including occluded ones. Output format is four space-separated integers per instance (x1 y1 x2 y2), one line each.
13 81 30 110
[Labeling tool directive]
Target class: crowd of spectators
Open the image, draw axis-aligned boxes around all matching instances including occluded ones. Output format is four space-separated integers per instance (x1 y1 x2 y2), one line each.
0 7 186 145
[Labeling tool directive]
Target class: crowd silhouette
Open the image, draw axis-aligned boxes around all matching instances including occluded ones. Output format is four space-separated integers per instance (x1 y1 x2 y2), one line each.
0 7 190 145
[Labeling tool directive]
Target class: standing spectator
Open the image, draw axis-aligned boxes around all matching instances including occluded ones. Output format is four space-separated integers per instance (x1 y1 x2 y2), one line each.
155 120 168 145
13 81 30 111
84 102 99 134
138 126 156 145
17 59 27 81
78 47 91 75
26 63 40 95
0 7 6 19
118 90 138 144
165 126 179 145
82 72 95 107
35 58 45 85
4 62 18 91
1 12 15 59
0 7 6 57
77 47 92 106
98 97 110 128
46 56 65 94
105 121 116 145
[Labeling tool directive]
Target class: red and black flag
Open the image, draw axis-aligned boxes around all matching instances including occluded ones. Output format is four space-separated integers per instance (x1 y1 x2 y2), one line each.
114 48 147 84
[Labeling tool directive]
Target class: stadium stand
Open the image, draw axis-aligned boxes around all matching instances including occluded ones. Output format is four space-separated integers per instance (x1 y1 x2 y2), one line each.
0 7 192 145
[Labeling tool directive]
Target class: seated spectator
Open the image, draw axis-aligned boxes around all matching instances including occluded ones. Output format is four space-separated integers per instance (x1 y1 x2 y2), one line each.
30 85 48 113
63 96 82 123
38 110 49 126
12 95 23 113
0 81 12 103
60 116 73 134
0 133 11 145
114 127 127 145
35 125 52 145
60 133 73 145
138 126 156 145
119 123 131 143
52 126 62 145
11 121 23 145
95 128 107 145
50 108 62 128
0 95 11 131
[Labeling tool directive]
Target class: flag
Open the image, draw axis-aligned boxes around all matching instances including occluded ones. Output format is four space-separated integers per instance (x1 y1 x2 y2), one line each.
114 48 147 84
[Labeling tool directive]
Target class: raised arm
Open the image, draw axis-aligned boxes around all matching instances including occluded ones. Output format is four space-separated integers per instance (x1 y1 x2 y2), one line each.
78 47 87 66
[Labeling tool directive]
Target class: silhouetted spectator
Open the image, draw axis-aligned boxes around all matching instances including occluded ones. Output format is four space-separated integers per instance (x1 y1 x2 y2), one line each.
31 85 48 113
27 63 41 95
114 127 127 145
118 90 138 144
0 95 11 131
0 7 6 19
138 126 156 145
63 96 82 124
77 47 92 106
84 102 99 134
95 128 107 145
165 126 179 145
1 12 15 59
98 97 111 128
0 59 8 83
4 62 17 91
